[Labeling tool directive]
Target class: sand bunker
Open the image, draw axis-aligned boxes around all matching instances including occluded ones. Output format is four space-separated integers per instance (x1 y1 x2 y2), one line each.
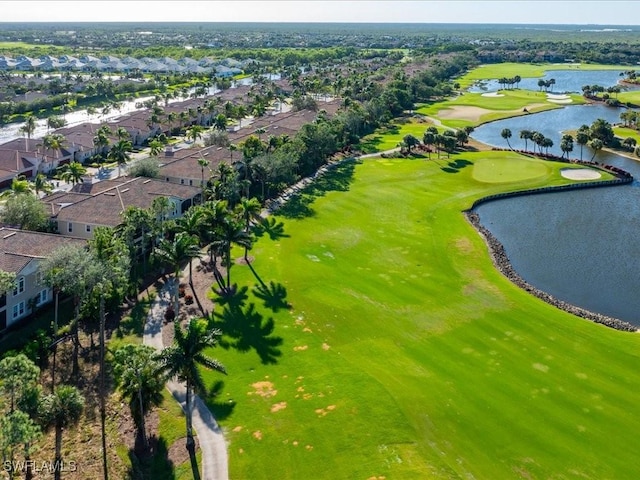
481 92 504 97
438 106 493 122
560 168 602 180
547 93 572 104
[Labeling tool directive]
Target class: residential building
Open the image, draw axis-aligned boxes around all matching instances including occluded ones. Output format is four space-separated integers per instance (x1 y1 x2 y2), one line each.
43 176 201 239
0 227 86 329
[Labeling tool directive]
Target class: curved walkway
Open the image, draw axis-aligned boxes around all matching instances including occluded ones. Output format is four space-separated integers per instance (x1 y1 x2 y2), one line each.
143 283 229 480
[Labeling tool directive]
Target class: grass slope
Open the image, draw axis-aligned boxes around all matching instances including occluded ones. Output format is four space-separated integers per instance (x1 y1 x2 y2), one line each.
203 152 640 479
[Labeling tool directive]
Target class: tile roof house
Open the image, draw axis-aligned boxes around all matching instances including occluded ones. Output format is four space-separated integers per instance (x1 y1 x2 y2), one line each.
43 176 200 239
159 145 231 188
0 227 86 329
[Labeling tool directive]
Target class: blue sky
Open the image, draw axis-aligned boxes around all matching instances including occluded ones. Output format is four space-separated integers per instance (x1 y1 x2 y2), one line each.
3 1 640 25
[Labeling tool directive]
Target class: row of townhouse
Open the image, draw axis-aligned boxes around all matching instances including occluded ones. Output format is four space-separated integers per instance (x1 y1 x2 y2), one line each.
0 54 246 75
0 89 255 186
0 98 342 330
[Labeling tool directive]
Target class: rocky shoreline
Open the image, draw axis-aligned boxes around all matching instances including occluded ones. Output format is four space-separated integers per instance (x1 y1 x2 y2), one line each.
465 211 638 333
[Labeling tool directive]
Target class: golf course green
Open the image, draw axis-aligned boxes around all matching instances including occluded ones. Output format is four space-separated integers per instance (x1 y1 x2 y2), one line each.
204 149 640 479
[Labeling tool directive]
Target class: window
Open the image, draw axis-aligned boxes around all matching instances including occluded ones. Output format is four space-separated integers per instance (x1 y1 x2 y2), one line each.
36 289 48 306
180 179 185 184
86 224 92 233
12 277 24 296
189 180 193 186
12 301 25 319
68 223 73 233
35 270 43 285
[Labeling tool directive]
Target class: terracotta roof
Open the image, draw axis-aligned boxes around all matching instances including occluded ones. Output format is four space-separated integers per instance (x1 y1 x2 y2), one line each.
54 177 200 227
159 146 230 179
0 227 86 273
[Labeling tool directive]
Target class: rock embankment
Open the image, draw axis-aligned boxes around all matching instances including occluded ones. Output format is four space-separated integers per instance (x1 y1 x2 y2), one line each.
465 211 638 332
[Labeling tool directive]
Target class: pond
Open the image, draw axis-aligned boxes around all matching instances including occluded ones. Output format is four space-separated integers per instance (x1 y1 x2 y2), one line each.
471 103 625 159
468 69 628 94
471 104 640 325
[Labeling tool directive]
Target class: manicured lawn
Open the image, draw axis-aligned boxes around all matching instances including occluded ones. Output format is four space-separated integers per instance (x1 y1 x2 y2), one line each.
357 120 437 153
416 90 585 129
614 126 640 143
201 153 640 479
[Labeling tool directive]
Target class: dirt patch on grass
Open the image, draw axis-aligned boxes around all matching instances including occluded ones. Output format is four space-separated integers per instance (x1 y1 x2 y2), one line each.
249 381 277 398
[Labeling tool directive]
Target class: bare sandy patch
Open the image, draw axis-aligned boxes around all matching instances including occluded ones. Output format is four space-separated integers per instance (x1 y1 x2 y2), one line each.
249 381 277 398
560 168 602 180
481 92 504 97
438 106 492 122
253 431 263 440
547 93 573 104
294 345 309 351
438 103 547 122
271 401 287 413
322 343 331 350
232 426 243 432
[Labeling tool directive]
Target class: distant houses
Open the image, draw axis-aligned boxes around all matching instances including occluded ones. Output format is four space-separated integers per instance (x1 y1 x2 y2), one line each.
0 54 245 75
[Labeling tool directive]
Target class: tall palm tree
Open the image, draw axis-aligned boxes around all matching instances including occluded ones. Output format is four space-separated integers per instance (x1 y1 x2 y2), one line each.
156 318 226 455
19 114 37 150
501 128 513 150
197 157 209 202
236 197 261 261
112 344 164 450
153 232 201 316
148 138 164 157
107 139 132 177
217 216 252 290
519 129 532 152
41 385 84 480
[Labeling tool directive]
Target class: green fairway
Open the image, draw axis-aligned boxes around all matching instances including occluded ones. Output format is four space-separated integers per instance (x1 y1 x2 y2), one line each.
202 152 639 480
416 90 585 129
357 119 437 153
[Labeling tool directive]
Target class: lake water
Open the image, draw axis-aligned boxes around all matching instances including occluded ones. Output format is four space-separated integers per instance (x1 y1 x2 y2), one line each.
471 102 640 325
468 69 627 93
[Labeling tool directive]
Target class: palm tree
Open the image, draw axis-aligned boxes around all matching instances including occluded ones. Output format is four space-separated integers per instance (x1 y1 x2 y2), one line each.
33 173 53 196
93 126 111 158
1 176 34 198
107 139 132 177
156 318 226 455
197 157 209 202
58 161 86 185
112 344 164 450
166 111 178 135
560 134 574 159
519 129 532 152
148 138 164 157
235 197 261 261
402 134 420 154
213 113 227 131
41 385 84 480
153 232 201 317
501 128 513 149
19 115 37 151
589 138 604 161
576 125 590 161
217 216 252 290
186 125 204 145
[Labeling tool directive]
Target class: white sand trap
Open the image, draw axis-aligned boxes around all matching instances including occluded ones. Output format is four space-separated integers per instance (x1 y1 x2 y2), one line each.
481 92 504 97
560 168 602 180
438 106 492 122
547 93 573 104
